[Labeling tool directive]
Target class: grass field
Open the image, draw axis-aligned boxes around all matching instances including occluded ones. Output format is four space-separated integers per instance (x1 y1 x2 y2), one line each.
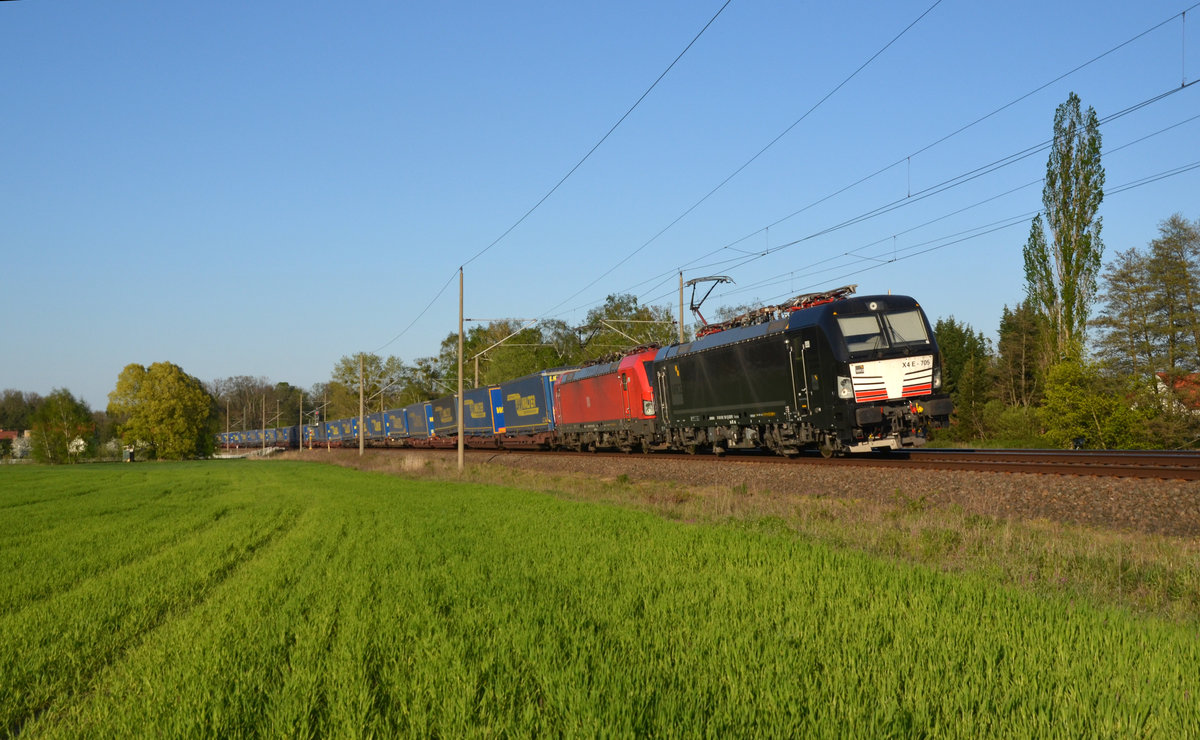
2 461 1198 737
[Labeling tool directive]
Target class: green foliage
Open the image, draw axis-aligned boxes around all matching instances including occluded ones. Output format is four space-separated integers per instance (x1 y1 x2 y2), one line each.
1039 361 1152 449
437 320 571 392
1096 215 1200 381
995 301 1044 408
430 294 676 393
579 293 677 363
107 362 217 459
1145 214 1200 375
2 463 1199 735
319 353 407 420
1023 92 1105 364
979 401 1042 447
1092 214 1200 448
0 389 41 432
1093 247 1157 383
30 389 93 464
933 317 992 441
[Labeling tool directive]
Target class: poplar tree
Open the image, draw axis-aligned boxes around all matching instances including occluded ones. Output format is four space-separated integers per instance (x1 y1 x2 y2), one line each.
1023 92 1105 363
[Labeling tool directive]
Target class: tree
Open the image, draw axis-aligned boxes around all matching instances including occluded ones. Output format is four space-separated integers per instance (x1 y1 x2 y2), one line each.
1094 214 1200 446
440 319 577 391
323 354 407 419
933 317 992 440
994 302 1044 408
208 375 274 432
578 294 677 363
0 389 42 432
31 389 93 464
107 362 217 459
1145 214 1200 377
1023 91 1105 363
400 357 445 407
1093 248 1157 386
1039 361 1151 450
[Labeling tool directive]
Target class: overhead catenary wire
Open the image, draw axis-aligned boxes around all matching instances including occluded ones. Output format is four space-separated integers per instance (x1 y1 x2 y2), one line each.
371 1 734 354
380 3 1199 359
644 159 1200 310
681 83 1197 284
558 4 1200 321
531 0 947 325
460 0 735 271
658 114 1200 308
610 83 1199 314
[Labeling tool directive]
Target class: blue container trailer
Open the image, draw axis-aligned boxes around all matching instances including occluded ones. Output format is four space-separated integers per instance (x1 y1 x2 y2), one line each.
430 396 458 437
462 386 495 437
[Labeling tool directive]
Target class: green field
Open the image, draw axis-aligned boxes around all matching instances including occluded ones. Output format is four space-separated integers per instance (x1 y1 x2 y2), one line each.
1 461 1197 737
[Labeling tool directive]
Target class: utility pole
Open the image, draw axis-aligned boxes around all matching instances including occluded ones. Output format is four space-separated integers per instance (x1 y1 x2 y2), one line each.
261 396 266 454
358 353 365 457
458 267 465 472
678 272 685 343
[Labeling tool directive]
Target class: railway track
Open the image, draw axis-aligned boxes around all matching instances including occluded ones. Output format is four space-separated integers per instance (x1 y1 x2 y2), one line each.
864 449 1200 481
528 447 1200 481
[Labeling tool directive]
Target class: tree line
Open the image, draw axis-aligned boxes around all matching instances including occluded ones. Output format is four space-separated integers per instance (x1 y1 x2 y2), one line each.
209 293 678 432
1 294 677 463
933 93 1199 449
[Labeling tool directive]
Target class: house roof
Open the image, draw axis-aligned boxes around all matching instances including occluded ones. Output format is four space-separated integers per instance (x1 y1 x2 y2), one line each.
1157 372 1200 410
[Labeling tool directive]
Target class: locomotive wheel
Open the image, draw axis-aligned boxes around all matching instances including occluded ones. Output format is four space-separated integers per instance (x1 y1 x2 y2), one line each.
818 437 841 459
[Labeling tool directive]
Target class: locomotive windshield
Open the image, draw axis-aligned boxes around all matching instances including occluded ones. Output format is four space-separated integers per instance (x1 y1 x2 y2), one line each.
836 309 931 354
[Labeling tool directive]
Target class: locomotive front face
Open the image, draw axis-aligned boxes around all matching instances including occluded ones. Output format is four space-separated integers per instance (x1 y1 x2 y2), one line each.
823 297 952 451
831 302 938 397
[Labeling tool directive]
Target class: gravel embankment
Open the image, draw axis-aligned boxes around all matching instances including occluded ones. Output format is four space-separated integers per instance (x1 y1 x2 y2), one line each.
294 448 1200 538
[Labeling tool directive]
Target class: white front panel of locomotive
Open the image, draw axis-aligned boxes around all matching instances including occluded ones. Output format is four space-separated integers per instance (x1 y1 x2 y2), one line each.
849 355 933 403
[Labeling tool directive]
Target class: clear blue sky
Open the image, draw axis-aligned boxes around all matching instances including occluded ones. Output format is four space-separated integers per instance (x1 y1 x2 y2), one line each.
3 0 1198 410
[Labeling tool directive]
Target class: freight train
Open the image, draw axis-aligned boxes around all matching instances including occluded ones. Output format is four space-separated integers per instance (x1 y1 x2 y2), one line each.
219 287 953 457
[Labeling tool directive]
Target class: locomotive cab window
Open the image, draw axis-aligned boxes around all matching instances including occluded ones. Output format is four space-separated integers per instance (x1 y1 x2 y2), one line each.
837 309 931 354
837 315 886 353
882 309 930 348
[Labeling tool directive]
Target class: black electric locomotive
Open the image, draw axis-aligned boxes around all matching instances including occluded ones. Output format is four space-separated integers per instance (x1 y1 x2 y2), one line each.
651 288 952 456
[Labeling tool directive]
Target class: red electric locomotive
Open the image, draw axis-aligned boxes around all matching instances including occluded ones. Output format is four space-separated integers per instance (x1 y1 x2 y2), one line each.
553 346 660 453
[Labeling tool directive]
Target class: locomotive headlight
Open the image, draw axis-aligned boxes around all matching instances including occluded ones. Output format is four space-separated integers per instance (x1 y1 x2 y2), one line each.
933 368 942 390
837 376 854 399
643 400 655 416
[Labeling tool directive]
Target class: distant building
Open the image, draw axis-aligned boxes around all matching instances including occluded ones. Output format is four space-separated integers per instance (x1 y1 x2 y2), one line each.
0 430 18 442
1156 372 1200 415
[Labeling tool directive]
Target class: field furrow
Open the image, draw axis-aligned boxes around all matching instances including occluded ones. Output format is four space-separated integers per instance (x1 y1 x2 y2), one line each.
2 461 1199 737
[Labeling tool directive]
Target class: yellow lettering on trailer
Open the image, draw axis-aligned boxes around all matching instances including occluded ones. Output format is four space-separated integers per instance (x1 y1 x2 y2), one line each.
507 393 540 417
